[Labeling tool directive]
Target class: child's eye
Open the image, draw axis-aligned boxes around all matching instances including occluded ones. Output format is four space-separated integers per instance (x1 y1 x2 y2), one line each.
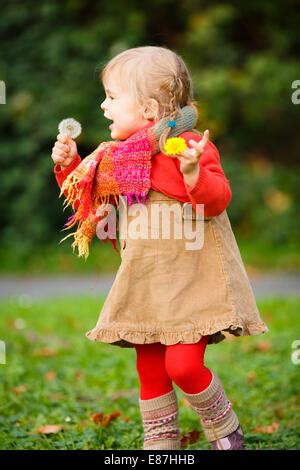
107 95 114 100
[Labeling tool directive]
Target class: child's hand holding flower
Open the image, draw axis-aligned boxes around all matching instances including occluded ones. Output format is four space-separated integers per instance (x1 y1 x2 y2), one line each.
164 129 210 188
51 118 81 168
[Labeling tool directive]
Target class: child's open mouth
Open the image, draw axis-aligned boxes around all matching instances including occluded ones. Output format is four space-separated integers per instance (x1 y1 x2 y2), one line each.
104 115 114 130
106 118 114 130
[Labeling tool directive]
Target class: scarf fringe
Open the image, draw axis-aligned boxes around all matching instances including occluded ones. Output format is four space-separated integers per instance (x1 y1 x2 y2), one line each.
60 175 81 209
60 177 149 258
113 193 119 208
71 231 90 260
59 227 90 259
95 193 121 215
59 231 77 243
124 192 148 206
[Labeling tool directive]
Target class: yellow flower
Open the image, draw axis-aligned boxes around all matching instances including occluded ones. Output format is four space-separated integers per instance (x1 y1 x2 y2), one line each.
164 137 187 156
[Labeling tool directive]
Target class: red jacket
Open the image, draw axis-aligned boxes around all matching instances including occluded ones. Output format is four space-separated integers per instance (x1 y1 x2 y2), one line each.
54 131 232 251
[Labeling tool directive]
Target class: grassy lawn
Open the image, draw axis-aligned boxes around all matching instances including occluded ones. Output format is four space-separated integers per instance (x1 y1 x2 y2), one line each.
0 296 299 450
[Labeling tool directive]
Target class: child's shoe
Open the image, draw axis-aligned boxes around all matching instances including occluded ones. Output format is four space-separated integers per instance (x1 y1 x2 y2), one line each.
210 425 245 450
183 372 245 450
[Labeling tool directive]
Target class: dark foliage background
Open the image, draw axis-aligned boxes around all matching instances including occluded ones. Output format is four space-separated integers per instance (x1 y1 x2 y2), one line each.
0 0 299 267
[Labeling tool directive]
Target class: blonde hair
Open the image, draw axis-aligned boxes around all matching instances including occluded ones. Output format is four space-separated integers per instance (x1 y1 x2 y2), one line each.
101 46 195 152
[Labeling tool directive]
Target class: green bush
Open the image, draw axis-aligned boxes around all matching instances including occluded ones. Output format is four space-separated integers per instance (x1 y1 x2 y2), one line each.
223 157 299 246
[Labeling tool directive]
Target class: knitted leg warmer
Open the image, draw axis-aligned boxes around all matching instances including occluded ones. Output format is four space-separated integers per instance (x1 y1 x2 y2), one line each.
139 389 181 450
183 372 245 450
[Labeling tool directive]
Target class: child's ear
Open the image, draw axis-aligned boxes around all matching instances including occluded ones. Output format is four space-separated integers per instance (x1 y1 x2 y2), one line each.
143 98 159 120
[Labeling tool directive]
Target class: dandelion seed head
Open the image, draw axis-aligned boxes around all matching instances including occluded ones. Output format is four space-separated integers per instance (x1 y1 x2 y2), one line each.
58 118 82 139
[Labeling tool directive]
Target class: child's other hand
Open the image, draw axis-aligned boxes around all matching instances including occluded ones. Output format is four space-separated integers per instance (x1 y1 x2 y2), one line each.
177 130 209 188
178 130 209 176
51 134 78 168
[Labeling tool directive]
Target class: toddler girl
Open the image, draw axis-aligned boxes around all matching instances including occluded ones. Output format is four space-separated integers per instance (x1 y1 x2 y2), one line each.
51 46 268 450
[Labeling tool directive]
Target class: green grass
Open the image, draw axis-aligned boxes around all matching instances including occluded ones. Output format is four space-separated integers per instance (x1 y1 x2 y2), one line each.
0 296 299 450
0 238 299 275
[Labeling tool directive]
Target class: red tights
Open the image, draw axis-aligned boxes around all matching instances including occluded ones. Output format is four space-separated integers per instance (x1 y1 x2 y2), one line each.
134 337 212 399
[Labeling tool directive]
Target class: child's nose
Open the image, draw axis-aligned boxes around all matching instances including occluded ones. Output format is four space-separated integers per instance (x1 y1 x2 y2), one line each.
100 99 107 111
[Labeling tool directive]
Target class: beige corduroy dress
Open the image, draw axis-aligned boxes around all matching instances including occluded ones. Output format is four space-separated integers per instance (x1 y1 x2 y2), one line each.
86 189 268 348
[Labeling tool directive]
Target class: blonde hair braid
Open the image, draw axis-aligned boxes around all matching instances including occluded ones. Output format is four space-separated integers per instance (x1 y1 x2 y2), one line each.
159 78 180 153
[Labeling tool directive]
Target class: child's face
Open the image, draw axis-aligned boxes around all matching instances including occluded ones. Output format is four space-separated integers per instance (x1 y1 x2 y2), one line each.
101 77 149 140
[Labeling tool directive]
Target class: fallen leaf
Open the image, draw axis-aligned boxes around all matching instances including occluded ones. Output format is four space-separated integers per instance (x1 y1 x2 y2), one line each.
44 371 57 381
180 429 200 448
91 412 104 424
36 424 63 435
34 348 58 357
254 340 272 352
12 384 28 394
102 411 121 428
91 411 121 427
253 421 279 434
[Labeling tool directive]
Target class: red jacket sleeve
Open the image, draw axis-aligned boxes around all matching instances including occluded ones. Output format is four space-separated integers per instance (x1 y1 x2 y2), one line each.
180 131 232 216
54 154 82 190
